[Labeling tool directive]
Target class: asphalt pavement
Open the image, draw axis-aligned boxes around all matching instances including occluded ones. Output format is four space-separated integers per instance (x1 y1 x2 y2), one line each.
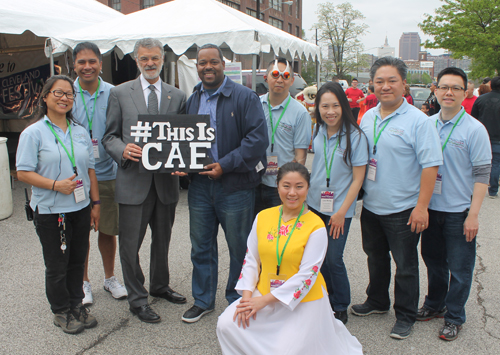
1 152 499 354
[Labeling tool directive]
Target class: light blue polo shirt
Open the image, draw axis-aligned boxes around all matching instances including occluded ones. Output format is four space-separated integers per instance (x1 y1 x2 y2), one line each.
360 99 443 215
429 108 491 212
308 124 368 218
16 116 95 214
261 93 311 187
73 77 116 181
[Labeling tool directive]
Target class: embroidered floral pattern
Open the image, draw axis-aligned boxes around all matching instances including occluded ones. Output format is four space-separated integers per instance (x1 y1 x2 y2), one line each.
279 224 290 236
293 264 320 301
267 233 274 242
238 272 243 280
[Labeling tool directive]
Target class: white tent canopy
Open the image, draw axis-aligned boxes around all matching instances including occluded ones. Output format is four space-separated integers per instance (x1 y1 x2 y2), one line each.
50 0 320 61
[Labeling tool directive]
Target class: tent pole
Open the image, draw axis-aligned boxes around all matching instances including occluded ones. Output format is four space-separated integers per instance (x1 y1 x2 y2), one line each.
46 39 55 77
316 56 320 89
252 55 257 92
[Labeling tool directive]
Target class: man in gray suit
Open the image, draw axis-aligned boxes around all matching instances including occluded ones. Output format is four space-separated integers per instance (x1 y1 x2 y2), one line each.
102 38 186 323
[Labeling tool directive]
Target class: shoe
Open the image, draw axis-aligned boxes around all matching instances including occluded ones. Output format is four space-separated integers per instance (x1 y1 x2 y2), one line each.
439 321 462 341
181 305 214 323
130 304 161 323
82 281 93 306
71 304 98 329
489 194 498 199
351 302 389 316
150 287 186 304
53 309 85 334
104 276 128 300
334 310 348 324
390 321 413 340
416 306 446 321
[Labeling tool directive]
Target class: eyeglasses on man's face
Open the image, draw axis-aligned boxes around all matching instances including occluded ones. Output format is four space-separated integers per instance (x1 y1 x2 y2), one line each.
436 85 465 93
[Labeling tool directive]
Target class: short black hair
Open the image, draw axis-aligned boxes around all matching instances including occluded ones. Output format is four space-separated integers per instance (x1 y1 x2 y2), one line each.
197 44 224 62
368 85 374 93
267 57 290 71
482 77 491 84
370 56 407 81
491 76 500 91
73 42 102 62
421 103 430 109
437 67 467 89
276 162 310 187
351 78 358 82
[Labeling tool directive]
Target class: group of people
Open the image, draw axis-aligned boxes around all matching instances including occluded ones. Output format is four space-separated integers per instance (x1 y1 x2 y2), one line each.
15 36 496 352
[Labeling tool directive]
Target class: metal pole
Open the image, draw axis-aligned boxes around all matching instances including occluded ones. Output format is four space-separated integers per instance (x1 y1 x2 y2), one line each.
315 28 320 88
252 54 257 91
256 0 260 20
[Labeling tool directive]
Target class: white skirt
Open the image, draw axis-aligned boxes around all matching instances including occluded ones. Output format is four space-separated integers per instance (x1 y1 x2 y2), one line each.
217 288 363 355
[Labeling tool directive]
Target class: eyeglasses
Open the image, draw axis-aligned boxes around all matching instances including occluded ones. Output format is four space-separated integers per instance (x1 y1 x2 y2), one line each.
269 59 292 80
49 90 75 100
436 86 465 93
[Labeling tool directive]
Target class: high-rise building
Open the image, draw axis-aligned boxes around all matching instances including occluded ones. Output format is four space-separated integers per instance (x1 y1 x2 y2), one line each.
378 36 395 58
399 32 421 61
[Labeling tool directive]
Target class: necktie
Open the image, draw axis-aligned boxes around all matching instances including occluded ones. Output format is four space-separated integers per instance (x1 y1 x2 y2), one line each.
148 85 159 115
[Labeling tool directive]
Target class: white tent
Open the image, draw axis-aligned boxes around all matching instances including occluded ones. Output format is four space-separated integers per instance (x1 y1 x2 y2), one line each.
50 0 320 62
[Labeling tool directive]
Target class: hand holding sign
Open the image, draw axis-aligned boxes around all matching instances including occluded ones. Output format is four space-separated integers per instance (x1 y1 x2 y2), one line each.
200 163 223 179
123 143 142 162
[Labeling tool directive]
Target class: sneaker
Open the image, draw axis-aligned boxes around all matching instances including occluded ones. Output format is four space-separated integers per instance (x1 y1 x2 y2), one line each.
104 276 128 300
416 306 446 321
351 302 389 316
334 310 348 324
489 194 498 199
53 310 85 334
71 304 98 329
439 321 462 341
82 281 93 305
181 305 214 323
390 321 413 340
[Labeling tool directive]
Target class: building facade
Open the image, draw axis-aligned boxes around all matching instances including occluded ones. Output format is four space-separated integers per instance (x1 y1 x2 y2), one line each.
378 36 395 58
399 32 420 61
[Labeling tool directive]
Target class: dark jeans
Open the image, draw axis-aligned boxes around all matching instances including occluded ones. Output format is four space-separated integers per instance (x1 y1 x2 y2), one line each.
34 205 91 313
489 142 500 196
351 107 360 121
421 209 476 326
254 183 281 217
360 207 420 325
310 207 352 312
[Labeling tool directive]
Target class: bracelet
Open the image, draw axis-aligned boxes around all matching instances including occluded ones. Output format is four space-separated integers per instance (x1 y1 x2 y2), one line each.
92 200 101 205
52 180 56 191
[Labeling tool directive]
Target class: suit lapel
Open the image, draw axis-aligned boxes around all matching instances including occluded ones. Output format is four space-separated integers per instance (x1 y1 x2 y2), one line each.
160 82 172 114
130 77 148 114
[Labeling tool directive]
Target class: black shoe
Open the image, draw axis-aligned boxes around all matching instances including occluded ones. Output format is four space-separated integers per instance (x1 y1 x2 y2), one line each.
416 306 446 321
351 302 389 316
181 305 214 323
390 321 413 340
130 304 161 323
150 287 187 304
334 310 348 324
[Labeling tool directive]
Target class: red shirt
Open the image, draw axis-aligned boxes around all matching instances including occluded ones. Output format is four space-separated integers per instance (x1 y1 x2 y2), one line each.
462 96 477 115
365 94 378 110
345 87 365 108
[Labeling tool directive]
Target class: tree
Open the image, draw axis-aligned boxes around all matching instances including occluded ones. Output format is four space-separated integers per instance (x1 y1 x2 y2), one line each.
313 2 369 79
419 0 500 78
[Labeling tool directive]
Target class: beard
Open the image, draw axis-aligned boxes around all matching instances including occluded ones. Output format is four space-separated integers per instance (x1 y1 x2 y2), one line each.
139 64 162 81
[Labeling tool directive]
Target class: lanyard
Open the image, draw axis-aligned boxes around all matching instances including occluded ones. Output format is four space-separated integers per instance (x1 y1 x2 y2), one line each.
267 95 292 152
78 79 101 137
46 120 78 175
276 203 305 275
372 115 391 155
435 110 465 151
323 135 339 188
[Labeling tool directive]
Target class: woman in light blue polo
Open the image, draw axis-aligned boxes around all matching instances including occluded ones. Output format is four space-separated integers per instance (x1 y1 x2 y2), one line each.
308 82 368 324
16 75 100 334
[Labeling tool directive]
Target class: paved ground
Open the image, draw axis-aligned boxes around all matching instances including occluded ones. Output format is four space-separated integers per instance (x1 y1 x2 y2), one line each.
1 153 499 354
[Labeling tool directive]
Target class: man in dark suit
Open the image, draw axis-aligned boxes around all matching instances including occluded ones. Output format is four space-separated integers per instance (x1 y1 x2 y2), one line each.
102 38 186 323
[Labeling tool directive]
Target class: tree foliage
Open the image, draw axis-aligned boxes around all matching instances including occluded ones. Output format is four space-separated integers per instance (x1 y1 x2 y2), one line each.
419 0 500 78
313 2 369 79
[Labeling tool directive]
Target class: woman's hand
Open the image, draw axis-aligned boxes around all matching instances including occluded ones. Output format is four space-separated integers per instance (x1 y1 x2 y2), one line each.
235 293 278 325
233 297 253 329
54 174 77 195
328 212 345 239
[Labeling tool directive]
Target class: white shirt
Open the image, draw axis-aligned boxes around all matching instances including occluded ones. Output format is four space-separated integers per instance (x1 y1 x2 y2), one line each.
139 74 161 111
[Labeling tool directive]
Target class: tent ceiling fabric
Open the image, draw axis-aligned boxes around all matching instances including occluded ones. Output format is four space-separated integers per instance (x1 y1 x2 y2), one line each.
49 0 320 61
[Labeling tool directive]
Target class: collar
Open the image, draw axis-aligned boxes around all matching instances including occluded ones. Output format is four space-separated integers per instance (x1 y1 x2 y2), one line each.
374 98 409 121
438 107 466 127
201 76 228 96
74 77 104 96
319 123 346 139
140 74 161 92
43 115 76 128
263 93 291 109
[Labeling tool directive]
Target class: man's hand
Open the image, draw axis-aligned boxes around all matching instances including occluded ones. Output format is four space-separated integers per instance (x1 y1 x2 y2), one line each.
408 204 428 234
122 143 142 162
199 163 223 179
464 214 479 242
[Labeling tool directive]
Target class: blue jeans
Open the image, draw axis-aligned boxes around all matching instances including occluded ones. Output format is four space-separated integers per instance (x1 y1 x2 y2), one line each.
188 175 255 310
360 207 420 325
421 209 476 326
489 142 500 196
254 183 282 217
310 207 352 312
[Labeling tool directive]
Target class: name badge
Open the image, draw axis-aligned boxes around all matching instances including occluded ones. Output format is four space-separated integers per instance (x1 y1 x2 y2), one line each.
367 158 377 181
255 161 264 173
92 139 99 159
269 273 287 291
74 179 86 203
265 156 278 175
320 190 334 213
433 173 442 195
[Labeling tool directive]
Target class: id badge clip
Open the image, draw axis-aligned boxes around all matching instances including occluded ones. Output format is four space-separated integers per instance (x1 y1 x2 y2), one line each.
92 138 99 159
74 179 86 203
433 173 443 195
320 190 334 213
269 273 287 291
367 158 377 181
265 156 278 175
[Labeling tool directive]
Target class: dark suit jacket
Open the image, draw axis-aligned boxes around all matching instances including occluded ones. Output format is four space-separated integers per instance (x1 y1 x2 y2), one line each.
103 77 186 205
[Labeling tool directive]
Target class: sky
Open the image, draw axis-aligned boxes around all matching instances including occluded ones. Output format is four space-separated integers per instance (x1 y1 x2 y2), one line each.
302 0 446 57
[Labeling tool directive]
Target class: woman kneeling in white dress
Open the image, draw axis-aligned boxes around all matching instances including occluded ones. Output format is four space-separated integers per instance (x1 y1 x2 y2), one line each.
217 162 363 354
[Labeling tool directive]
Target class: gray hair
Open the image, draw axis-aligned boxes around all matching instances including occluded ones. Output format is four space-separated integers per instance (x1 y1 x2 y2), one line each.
133 38 164 59
370 56 407 82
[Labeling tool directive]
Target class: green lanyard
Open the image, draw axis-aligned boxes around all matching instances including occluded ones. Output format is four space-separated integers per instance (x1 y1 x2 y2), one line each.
373 115 392 155
435 110 465 151
324 135 339 188
276 203 305 275
46 120 78 175
78 79 101 137
267 95 292 152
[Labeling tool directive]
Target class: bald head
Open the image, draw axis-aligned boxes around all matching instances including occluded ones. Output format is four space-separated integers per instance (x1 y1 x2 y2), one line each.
467 82 475 98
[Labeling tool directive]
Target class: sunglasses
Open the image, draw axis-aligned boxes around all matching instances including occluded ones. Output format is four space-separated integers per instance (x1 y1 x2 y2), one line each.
269 60 292 80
